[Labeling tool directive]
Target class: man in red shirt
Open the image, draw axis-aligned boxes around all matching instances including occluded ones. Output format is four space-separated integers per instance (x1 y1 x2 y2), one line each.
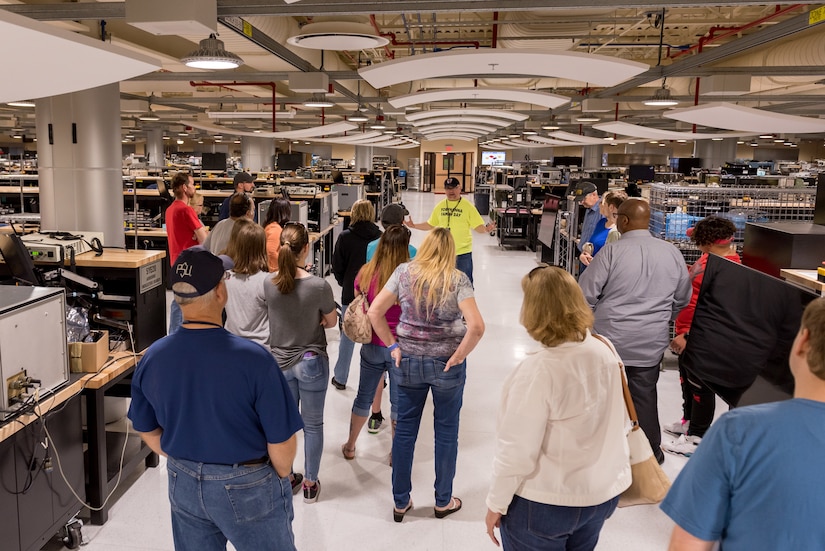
166 171 208 334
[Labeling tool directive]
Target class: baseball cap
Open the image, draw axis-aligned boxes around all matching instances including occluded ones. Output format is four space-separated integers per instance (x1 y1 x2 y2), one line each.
444 177 461 188
233 171 255 186
171 246 234 298
572 181 598 201
381 203 409 225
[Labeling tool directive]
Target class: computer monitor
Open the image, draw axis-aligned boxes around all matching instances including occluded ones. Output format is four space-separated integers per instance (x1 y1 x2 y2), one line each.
0 233 40 285
627 165 655 183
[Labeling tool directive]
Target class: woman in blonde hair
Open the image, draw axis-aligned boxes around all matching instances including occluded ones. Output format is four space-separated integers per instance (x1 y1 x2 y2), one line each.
265 222 337 504
223 218 269 348
485 265 631 550
369 227 485 522
331 199 382 390
341 225 412 461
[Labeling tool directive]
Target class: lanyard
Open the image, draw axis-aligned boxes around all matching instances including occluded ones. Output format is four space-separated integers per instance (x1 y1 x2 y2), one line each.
445 197 461 228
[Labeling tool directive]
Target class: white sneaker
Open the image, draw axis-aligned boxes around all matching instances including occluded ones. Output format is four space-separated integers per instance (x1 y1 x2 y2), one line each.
662 434 702 457
663 419 690 436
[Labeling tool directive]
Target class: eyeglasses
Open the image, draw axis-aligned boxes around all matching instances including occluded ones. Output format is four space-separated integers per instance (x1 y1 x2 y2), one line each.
528 263 551 278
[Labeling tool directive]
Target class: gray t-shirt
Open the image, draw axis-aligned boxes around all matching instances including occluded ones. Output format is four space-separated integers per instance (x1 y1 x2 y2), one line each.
224 270 269 349
203 217 236 255
384 262 474 357
264 274 336 370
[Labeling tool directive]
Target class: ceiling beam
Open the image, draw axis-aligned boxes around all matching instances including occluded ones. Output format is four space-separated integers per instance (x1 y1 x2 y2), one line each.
0 1 809 20
128 71 360 82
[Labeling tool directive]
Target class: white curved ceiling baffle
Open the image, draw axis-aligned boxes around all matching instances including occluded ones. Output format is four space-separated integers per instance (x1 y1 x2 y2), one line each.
503 139 550 148
548 131 614 144
405 109 528 122
482 143 517 150
412 117 514 128
417 124 497 134
389 88 570 109
314 131 385 144
207 110 298 120
594 121 746 140
359 49 648 89
186 121 357 139
420 133 480 141
663 102 825 134
525 136 581 146
0 9 160 103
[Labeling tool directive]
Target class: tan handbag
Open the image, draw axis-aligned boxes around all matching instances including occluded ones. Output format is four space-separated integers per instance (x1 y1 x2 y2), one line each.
342 292 373 344
593 334 672 507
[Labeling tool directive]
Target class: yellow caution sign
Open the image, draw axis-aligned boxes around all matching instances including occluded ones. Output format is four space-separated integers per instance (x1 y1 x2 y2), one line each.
809 6 825 25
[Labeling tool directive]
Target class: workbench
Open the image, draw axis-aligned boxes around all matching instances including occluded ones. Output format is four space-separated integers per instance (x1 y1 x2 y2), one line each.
495 207 541 251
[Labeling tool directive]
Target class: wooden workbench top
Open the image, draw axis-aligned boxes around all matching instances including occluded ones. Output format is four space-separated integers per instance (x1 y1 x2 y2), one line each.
71 249 166 268
781 269 825 296
0 378 86 443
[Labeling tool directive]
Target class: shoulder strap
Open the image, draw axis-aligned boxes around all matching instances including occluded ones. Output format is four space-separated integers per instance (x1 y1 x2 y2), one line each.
591 333 639 427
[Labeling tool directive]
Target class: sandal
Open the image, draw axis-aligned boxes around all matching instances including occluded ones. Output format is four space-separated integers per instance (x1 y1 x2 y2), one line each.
434 497 462 519
393 501 413 523
341 444 356 460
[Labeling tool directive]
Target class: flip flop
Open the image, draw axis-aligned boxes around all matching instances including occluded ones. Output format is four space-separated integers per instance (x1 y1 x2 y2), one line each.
393 501 413 523
434 497 462 519
341 444 356 460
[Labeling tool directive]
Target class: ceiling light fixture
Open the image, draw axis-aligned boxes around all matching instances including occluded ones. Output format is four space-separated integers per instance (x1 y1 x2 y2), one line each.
182 34 244 70
370 111 386 130
349 111 369 123
643 79 679 107
576 115 600 123
542 124 560 130
303 93 335 108
759 134 774 139
138 96 159 121
176 139 184 145
711 137 724 141
7 101 35 108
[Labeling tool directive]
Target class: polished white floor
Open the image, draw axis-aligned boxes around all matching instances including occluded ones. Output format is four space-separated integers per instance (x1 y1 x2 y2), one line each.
53 190 712 550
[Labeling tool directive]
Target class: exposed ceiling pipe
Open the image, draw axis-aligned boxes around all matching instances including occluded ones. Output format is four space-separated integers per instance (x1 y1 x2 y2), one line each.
669 4 805 60
372 14 480 51
190 81 277 132
368 15 396 59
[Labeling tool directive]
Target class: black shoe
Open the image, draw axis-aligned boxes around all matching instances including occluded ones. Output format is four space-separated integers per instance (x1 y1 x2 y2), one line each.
290 473 303 495
331 377 346 390
368 411 384 434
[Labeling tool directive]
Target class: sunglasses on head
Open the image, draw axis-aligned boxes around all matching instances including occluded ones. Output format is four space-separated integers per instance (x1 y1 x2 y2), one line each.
528 263 551 278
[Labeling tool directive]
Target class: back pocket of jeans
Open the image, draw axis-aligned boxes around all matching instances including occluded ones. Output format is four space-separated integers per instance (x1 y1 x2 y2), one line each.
433 359 465 389
225 472 275 522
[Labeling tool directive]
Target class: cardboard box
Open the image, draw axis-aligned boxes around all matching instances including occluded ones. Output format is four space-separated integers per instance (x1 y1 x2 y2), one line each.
69 330 109 373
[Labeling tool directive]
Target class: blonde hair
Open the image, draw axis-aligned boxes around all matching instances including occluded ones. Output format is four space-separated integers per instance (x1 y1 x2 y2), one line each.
273 223 309 294
350 199 375 224
802 298 825 380
520 265 594 347
224 219 268 275
356 225 411 294
408 227 459 318
188 191 204 209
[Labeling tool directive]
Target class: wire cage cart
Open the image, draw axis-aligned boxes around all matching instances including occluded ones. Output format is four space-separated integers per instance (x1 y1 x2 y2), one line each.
554 195 580 274
648 183 817 261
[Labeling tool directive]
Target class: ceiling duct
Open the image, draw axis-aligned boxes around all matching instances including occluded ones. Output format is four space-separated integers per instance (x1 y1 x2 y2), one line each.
289 73 330 93
125 0 216 36
287 16 389 51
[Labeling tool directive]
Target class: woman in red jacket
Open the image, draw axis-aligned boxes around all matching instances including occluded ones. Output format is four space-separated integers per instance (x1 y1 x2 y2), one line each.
663 216 740 458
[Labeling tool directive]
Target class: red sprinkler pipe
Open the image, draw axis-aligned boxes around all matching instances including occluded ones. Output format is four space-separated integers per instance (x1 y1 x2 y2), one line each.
190 81 278 132
369 15 396 59
669 4 804 60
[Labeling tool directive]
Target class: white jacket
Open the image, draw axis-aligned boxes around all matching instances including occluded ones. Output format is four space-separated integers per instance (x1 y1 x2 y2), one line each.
486 331 632 512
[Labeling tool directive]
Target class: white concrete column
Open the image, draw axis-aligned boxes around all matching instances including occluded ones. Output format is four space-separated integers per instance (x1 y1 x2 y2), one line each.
145 128 164 169
241 136 275 172
355 145 373 172
582 144 604 169
36 83 125 247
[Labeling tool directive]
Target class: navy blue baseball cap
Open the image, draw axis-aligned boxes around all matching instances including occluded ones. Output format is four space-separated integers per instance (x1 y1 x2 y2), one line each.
171 246 234 298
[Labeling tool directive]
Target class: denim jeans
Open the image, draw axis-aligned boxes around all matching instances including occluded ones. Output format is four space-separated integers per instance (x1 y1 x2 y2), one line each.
283 354 329 482
500 494 619 551
168 299 183 335
391 355 466 509
166 457 296 551
353 343 399 420
455 252 474 286
333 304 356 385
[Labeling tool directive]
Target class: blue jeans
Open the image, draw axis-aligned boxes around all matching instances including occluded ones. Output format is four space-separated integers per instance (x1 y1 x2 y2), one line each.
333 303 356 385
168 299 183 335
353 343 399 420
456 252 473 286
500 494 619 551
166 457 296 551
283 354 329 482
391 355 466 509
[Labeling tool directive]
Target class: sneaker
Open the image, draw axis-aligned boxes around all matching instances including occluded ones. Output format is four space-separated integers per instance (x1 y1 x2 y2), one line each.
303 480 321 504
663 419 690 437
290 473 303 495
331 377 346 391
662 434 702 457
368 411 384 434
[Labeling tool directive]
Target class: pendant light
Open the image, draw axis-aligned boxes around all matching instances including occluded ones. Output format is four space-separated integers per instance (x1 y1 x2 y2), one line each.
182 34 244 70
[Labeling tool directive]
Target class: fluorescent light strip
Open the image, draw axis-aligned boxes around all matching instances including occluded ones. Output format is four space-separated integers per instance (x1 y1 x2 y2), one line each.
406 109 527 122
359 49 648 89
389 87 570 109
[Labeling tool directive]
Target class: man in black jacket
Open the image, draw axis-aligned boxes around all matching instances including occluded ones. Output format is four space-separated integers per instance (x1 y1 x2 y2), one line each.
331 199 381 390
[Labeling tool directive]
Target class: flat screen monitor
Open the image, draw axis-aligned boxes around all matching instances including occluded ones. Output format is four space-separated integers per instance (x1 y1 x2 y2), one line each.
277 153 304 171
552 156 582 167
0 234 40 285
676 158 703 175
481 151 506 165
627 164 655 183
201 152 227 171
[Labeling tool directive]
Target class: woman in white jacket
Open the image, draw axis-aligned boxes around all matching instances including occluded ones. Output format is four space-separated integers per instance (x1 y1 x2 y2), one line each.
485 265 631 550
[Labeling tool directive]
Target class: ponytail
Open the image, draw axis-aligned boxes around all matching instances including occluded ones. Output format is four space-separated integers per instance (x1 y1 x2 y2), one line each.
273 223 309 294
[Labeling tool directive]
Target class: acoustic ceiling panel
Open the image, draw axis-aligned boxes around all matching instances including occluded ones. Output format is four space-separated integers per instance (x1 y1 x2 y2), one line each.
186 120 357 138
594 121 747 140
663 102 825 133
405 109 527 122
389 87 570 109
